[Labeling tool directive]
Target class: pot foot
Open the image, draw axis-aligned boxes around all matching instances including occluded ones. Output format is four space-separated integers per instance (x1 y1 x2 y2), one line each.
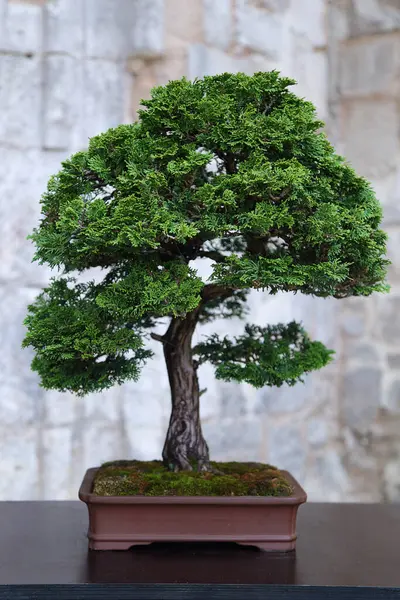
89 540 151 551
238 541 296 552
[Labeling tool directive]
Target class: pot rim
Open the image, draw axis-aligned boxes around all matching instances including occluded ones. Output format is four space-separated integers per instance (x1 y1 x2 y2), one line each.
79 467 307 505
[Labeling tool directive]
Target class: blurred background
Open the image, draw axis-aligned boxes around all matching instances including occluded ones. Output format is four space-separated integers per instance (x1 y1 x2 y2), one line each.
0 0 399 502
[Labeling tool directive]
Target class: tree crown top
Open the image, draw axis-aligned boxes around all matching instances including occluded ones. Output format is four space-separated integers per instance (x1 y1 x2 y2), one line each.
32 70 388 308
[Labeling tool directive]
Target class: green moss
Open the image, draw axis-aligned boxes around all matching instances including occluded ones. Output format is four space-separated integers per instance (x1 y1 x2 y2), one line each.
93 460 293 497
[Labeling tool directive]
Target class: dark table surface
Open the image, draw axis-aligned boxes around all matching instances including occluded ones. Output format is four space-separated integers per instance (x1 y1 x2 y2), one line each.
0 501 399 588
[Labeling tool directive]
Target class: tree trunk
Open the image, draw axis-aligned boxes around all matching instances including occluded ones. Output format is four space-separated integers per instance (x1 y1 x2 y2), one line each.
161 309 211 472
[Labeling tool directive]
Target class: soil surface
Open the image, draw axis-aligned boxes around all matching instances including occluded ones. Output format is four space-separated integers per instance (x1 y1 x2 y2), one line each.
93 460 293 497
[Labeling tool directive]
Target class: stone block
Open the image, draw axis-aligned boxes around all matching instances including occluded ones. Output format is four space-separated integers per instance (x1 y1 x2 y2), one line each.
82 60 126 140
312 368 337 406
378 296 400 345
83 422 126 468
384 459 400 501
44 390 77 426
311 297 338 348
84 0 137 60
1 1 42 54
42 427 73 499
0 285 41 377
203 0 232 51
268 424 306 481
343 342 380 364
188 44 275 80
346 489 383 502
349 0 400 37
0 286 45 429
0 0 5 37
121 342 171 422
340 313 367 336
340 35 400 98
65 67 88 152
369 409 400 440
156 48 188 85
378 171 400 226
235 0 283 58
313 450 350 499
248 0 290 11
288 0 326 48
42 55 77 151
196 361 220 422
307 417 328 448
0 54 41 148
126 426 164 461
0 147 64 284
218 381 247 419
329 0 351 42
203 417 263 462
247 289 299 327
84 388 121 423
342 426 378 470
296 475 325 501
131 0 164 57
339 295 366 313
44 0 84 55
287 34 328 122
344 456 383 501
0 378 36 427
342 368 381 432
166 0 202 49
388 354 400 370
385 229 400 284
383 379 400 414
130 58 158 119
188 44 236 78
0 426 39 500
122 379 164 428
9 0 45 4
341 99 400 179
255 376 311 414
238 52 277 76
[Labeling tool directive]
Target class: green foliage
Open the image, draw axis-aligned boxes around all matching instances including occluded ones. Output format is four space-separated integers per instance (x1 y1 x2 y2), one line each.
22 278 152 395
198 289 249 323
194 322 333 387
93 460 293 497
96 261 203 319
23 71 389 396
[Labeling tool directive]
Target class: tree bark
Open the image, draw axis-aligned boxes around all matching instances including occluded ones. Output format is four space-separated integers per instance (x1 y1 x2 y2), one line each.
151 285 236 472
160 308 211 472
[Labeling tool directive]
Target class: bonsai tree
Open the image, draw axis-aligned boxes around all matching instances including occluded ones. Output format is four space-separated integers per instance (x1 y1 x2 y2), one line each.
23 72 388 474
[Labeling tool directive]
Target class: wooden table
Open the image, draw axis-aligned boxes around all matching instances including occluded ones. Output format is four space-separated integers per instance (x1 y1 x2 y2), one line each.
0 502 399 598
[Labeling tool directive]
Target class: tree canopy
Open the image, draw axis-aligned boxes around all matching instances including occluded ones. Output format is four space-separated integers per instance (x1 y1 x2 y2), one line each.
23 71 389 396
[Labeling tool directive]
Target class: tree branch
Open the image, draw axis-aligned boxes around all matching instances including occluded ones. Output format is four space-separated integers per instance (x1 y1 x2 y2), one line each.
215 150 237 175
270 187 290 202
151 332 177 347
225 152 236 175
201 283 237 303
246 235 267 256
197 250 226 263
151 332 167 344
83 170 107 188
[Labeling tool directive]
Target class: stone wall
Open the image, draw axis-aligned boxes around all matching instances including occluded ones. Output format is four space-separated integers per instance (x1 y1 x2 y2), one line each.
327 0 400 502
0 0 399 501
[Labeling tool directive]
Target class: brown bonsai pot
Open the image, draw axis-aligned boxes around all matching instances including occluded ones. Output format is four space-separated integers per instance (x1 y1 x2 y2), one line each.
79 468 307 551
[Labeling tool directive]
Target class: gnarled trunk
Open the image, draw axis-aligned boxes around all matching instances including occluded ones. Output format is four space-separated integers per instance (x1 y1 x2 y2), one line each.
161 309 211 472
